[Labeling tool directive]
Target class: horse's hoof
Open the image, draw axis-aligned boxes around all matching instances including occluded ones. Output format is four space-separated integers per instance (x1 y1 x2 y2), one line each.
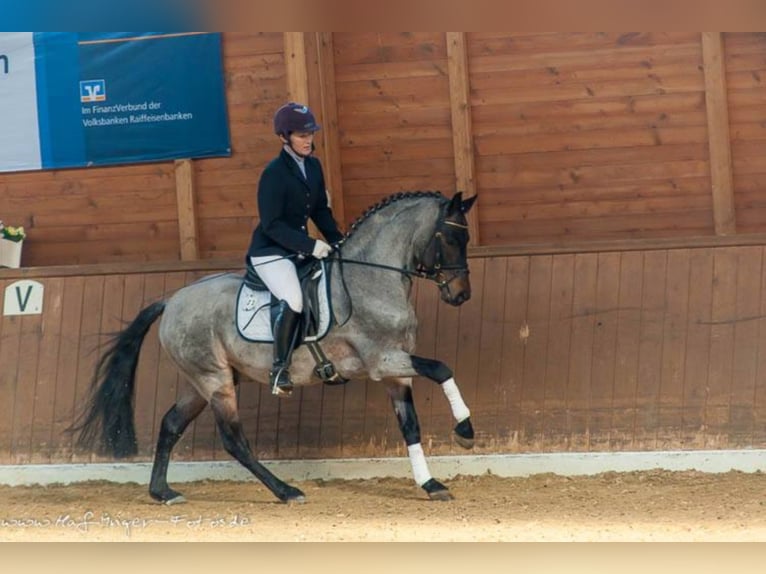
428 489 454 501
453 418 475 449
422 478 453 501
164 495 187 506
280 486 306 504
453 433 474 449
150 488 186 505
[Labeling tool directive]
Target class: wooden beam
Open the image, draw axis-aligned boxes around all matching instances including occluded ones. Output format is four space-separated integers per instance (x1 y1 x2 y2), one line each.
446 32 480 246
313 32 346 226
284 32 309 104
284 32 322 238
701 32 736 236
12 231 766 281
174 159 199 261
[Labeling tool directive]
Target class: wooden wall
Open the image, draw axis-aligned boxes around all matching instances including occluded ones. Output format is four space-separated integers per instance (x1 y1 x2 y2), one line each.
3 241 766 464
469 32 713 243
332 33 456 222
4 33 766 463
3 33 765 267
727 33 766 233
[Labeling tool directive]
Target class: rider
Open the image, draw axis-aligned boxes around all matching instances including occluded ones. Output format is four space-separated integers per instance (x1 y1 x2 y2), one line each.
247 102 345 398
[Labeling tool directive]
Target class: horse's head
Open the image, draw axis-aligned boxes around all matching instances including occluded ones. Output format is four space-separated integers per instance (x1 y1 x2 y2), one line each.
418 192 477 306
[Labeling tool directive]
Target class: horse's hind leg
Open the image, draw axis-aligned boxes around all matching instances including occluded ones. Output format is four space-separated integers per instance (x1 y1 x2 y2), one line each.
386 379 453 501
149 386 207 504
410 355 475 449
210 385 305 503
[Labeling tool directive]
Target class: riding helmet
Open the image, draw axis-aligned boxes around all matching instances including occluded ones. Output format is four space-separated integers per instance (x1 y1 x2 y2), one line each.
273 102 321 137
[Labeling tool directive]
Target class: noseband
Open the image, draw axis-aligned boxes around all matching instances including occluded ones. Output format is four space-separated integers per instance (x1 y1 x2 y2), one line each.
416 219 470 291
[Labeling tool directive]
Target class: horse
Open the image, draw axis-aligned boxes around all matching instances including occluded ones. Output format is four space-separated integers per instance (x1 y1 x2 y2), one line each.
72 190 478 504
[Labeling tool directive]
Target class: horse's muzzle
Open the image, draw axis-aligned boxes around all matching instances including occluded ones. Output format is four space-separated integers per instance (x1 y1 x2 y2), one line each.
442 287 471 306
439 284 471 307
435 267 471 306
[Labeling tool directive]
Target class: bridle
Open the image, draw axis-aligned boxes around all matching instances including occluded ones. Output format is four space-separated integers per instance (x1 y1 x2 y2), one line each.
415 218 470 290
331 216 470 291
328 218 470 327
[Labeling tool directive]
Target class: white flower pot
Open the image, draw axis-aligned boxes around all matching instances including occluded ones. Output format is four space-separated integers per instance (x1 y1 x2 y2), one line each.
0 238 23 268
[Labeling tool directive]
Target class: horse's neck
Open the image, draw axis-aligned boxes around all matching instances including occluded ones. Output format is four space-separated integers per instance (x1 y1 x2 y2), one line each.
333 199 439 327
344 200 440 267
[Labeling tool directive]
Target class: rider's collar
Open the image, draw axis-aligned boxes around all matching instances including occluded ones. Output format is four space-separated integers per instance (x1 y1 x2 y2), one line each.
284 143 308 162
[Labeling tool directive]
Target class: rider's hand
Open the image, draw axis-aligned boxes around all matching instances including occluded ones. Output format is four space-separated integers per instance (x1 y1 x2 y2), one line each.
312 239 332 259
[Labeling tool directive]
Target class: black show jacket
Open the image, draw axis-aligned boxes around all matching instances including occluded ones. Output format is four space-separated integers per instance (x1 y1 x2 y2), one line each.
247 149 344 258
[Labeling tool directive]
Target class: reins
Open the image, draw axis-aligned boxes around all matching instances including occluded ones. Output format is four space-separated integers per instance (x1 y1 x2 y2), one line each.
327 217 470 327
330 218 470 285
330 254 428 280
246 251 461 282
330 252 468 286
244 194 471 327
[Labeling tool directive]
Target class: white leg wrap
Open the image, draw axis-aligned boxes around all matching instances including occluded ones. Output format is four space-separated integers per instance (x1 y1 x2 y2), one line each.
407 443 432 486
441 378 471 422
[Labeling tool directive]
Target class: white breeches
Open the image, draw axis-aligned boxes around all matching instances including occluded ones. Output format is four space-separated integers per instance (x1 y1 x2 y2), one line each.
249 256 303 313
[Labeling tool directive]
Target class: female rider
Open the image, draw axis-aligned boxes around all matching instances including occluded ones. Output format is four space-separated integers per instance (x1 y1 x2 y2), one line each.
247 102 345 397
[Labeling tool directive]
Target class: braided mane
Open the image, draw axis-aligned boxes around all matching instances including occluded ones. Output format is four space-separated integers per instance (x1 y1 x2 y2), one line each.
345 191 445 239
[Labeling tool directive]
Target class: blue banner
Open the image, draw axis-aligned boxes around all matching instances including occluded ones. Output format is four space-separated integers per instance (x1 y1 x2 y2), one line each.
0 32 230 173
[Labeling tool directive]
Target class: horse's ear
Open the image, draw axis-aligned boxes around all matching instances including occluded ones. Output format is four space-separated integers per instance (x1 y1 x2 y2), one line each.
461 193 478 213
447 192 463 215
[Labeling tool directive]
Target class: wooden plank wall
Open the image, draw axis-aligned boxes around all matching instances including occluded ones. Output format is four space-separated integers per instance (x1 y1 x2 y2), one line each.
2 32 765 266
469 32 714 244
3 32 766 464
193 33 286 260
2 243 766 464
726 33 766 233
332 32 456 225
1 162 180 265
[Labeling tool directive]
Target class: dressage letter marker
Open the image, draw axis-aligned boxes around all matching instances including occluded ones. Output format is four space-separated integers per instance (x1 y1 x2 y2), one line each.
3 280 44 316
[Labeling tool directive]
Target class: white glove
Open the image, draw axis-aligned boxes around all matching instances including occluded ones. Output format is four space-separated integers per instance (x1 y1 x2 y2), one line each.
312 239 332 259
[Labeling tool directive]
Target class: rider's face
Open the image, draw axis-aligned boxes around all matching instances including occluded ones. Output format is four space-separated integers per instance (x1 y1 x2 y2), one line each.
285 131 314 156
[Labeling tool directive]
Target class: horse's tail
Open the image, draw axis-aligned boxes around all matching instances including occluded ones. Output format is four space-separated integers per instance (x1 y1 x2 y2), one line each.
70 300 166 458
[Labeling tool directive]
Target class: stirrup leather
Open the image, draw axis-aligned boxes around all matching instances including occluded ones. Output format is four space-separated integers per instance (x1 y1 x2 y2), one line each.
306 341 349 386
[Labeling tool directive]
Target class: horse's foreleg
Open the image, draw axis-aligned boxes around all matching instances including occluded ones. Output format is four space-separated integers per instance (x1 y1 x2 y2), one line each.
386 379 453 501
209 386 305 503
149 388 208 504
410 355 475 449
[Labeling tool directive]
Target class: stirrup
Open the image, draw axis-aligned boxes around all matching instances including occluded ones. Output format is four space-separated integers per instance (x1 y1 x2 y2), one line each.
270 367 293 397
306 342 349 386
315 362 349 386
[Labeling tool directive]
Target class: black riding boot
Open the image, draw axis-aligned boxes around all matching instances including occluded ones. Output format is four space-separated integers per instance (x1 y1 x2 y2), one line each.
270 300 302 397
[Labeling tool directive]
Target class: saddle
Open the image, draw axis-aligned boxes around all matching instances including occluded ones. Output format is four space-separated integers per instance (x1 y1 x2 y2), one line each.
243 257 325 339
237 257 347 385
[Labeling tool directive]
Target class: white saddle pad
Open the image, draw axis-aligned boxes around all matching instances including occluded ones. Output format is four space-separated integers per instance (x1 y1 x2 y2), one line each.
235 265 332 343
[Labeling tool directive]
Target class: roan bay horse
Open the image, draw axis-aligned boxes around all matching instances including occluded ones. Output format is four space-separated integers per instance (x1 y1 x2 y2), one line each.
72 191 477 504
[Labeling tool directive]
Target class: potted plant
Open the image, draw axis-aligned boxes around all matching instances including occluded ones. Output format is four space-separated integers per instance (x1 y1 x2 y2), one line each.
0 221 26 268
